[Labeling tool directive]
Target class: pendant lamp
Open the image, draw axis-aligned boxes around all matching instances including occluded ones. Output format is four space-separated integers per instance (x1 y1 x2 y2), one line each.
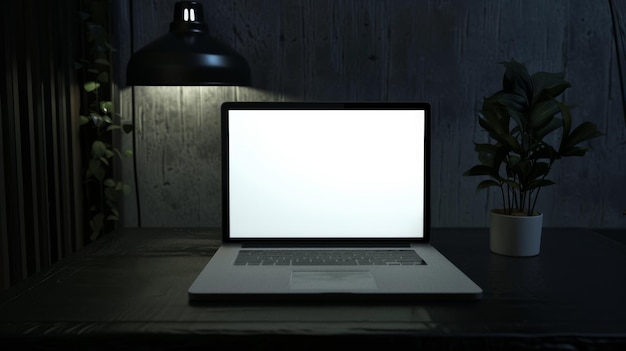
126 1 251 86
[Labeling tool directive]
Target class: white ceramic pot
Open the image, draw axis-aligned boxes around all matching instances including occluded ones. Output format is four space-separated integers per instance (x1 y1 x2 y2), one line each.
489 209 543 257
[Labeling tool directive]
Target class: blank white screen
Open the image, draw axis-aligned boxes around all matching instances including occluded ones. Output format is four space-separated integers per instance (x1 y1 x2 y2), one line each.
227 108 425 238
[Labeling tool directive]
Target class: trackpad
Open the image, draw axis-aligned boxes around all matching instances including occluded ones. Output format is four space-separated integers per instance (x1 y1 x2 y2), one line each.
290 271 378 290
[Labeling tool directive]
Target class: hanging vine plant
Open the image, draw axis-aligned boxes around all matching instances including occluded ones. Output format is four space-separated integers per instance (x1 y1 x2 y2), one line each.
77 0 133 242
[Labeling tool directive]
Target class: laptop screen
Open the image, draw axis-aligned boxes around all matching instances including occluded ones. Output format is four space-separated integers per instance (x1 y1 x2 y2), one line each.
222 102 430 241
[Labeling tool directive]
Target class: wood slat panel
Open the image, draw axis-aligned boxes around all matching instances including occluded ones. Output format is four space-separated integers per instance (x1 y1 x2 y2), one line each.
0 0 83 290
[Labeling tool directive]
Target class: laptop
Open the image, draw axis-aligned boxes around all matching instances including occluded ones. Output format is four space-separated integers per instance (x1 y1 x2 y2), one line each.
188 101 482 302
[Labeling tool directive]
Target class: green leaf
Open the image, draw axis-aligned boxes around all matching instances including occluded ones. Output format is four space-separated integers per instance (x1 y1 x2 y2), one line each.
478 152 493 167
123 124 134 133
80 115 90 125
105 43 117 52
558 101 572 140
478 111 521 153
463 165 497 176
95 58 110 66
97 71 109 83
99 156 109 166
476 180 501 192
91 140 107 157
106 125 122 132
484 91 528 111
84 81 100 92
559 146 588 157
529 100 559 129
475 143 500 167
500 134 522 155
478 111 504 135
530 71 571 104
507 155 521 168
502 179 521 190
124 150 133 158
561 122 604 150
535 116 562 140
104 178 116 187
530 144 558 161
509 159 532 184
504 107 525 133
104 149 115 158
122 184 131 195
110 208 120 217
500 59 533 100
100 101 114 113
89 113 104 127
112 147 122 159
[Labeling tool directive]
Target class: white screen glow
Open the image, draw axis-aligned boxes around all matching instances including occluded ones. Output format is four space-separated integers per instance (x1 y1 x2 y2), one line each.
227 108 426 239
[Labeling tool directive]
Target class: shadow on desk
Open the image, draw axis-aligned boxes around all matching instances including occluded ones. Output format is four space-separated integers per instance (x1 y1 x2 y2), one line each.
1 227 625 350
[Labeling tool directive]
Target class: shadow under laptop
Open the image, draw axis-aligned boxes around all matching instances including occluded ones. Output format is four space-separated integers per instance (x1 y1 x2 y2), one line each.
187 300 436 333
187 292 482 307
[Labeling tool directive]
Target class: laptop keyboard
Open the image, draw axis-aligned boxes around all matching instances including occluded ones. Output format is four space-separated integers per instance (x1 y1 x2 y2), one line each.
234 249 425 266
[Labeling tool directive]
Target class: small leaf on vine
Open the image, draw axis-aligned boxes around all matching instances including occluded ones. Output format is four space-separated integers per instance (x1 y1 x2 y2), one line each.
84 81 100 92
104 178 116 187
80 115 90 125
97 71 109 83
91 140 107 157
89 112 103 127
100 101 113 113
95 58 110 66
123 124 134 133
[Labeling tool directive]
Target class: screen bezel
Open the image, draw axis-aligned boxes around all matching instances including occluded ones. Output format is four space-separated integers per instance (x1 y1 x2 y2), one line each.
221 101 431 244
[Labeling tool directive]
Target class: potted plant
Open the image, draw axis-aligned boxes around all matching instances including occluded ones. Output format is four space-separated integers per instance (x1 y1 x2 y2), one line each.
464 59 603 256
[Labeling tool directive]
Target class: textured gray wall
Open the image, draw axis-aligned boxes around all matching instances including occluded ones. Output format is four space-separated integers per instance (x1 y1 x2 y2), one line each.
114 0 626 229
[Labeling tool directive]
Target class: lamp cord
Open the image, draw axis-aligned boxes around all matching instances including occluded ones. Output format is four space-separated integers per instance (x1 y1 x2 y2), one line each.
128 0 141 227
609 0 626 127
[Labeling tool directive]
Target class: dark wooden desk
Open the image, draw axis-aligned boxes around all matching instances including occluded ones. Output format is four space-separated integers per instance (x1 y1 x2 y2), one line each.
1 228 625 350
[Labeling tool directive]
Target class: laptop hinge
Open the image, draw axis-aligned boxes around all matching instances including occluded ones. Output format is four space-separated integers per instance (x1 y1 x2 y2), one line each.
241 241 411 248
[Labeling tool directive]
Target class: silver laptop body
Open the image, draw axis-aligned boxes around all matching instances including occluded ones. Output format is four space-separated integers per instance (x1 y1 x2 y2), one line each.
188 102 482 302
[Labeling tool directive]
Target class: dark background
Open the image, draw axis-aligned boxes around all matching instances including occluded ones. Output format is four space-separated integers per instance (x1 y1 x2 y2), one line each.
116 0 626 229
2 0 625 289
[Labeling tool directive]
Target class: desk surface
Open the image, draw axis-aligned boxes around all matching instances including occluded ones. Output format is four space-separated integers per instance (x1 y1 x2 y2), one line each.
1 227 626 349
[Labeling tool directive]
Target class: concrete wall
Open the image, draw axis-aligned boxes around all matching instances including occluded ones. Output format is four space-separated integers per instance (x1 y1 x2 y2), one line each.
114 0 626 229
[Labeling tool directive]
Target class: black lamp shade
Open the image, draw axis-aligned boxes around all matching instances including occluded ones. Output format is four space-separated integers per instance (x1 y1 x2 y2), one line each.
127 1 251 86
